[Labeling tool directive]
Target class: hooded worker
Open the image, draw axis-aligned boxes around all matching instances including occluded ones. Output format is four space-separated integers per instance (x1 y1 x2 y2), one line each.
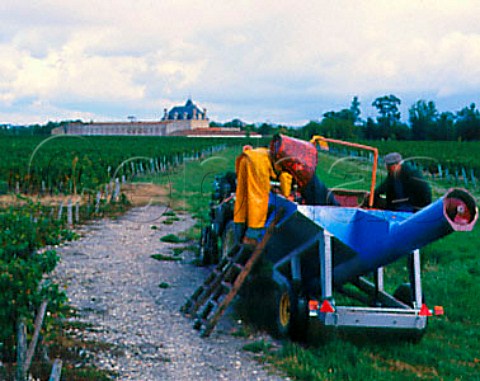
233 145 292 245
270 134 338 206
234 135 337 246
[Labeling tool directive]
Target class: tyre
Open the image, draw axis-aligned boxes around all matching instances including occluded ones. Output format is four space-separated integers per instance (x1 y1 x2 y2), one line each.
393 282 426 307
199 226 217 265
220 221 237 261
275 286 294 338
291 296 309 341
273 276 298 339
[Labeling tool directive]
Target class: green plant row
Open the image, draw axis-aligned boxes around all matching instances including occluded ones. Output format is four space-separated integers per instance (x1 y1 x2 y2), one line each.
0 200 68 362
0 191 133 377
0 136 248 195
335 140 480 175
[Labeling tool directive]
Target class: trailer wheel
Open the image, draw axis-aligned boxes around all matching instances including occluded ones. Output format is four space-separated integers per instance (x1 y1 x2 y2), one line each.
291 297 309 341
394 283 425 307
274 281 298 338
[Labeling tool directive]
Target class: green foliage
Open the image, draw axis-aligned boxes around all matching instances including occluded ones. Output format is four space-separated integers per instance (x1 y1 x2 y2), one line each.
359 140 480 175
151 253 182 261
0 136 240 195
0 205 67 360
172 247 185 256
159 234 186 243
243 340 273 354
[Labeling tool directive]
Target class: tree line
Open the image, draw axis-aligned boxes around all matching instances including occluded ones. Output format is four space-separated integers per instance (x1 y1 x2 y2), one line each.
3 95 480 141
228 95 480 141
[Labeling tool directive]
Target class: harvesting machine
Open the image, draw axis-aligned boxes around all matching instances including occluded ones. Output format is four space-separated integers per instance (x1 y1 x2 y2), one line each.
186 136 478 340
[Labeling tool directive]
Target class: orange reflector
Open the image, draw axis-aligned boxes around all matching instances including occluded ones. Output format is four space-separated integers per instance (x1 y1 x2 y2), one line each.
434 306 444 316
308 300 319 311
320 300 335 313
419 303 432 316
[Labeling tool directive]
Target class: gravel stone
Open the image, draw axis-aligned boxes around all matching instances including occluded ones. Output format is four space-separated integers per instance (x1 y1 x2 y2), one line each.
54 205 287 380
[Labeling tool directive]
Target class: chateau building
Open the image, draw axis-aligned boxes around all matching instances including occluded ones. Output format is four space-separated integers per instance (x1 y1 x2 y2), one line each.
52 99 210 136
51 98 260 138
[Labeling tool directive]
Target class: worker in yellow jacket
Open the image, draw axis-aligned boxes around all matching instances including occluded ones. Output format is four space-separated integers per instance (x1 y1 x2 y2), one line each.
233 146 291 245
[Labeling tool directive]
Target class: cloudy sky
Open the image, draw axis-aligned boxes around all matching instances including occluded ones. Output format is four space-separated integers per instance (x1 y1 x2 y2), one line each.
1 0 480 126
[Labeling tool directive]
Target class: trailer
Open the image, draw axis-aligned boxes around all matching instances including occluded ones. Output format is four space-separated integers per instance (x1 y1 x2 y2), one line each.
190 137 478 340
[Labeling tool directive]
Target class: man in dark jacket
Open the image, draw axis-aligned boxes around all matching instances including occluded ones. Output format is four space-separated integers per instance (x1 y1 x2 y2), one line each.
374 152 431 212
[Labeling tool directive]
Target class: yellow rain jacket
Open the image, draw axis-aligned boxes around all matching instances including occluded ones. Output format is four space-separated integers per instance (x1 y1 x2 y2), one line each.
234 147 291 229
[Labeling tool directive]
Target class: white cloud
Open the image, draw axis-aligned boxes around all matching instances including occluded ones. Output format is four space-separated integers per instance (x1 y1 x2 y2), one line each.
0 1 480 124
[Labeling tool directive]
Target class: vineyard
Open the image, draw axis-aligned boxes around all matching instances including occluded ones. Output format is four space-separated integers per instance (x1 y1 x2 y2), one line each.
360 140 480 179
0 135 247 380
0 136 260 196
1 135 479 380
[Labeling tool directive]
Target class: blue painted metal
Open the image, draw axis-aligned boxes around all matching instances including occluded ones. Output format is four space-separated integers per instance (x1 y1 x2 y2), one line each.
263 188 478 286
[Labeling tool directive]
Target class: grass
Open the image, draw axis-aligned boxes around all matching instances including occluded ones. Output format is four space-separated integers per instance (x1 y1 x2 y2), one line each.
243 339 274 354
151 253 182 261
172 247 186 256
138 144 480 380
160 233 187 243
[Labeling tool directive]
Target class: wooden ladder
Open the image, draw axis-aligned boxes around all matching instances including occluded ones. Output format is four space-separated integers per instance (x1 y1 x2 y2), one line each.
181 214 280 337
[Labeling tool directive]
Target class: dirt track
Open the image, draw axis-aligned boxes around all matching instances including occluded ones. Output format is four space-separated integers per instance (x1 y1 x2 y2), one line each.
54 204 287 380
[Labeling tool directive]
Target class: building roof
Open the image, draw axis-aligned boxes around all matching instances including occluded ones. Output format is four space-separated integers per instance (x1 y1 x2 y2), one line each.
168 99 206 120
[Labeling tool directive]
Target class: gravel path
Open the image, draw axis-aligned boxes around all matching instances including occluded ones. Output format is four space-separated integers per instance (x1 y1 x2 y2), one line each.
54 205 287 380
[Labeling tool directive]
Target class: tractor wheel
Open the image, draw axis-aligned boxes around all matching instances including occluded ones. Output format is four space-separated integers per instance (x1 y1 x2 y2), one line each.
199 226 216 266
220 221 238 261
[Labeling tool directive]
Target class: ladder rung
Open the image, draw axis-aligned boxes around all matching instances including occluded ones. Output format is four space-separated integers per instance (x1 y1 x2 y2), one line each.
191 285 204 299
233 263 244 272
185 210 283 337
199 300 217 318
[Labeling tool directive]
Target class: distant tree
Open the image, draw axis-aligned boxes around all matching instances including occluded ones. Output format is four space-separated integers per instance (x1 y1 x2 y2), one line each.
455 103 480 140
372 94 401 139
391 122 411 140
349 96 361 124
258 123 274 136
224 118 246 128
409 100 438 140
362 117 377 139
437 112 456 141
298 121 323 140
321 109 358 139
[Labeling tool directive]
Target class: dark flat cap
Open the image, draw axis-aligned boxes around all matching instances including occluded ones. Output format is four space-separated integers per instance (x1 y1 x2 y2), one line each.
384 152 402 165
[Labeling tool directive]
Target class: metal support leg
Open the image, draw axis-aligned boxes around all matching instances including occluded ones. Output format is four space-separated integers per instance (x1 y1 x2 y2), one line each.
291 256 302 293
375 267 384 292
412 249 422 308
320 230 333 300
373 267 384 306
291 256 301 281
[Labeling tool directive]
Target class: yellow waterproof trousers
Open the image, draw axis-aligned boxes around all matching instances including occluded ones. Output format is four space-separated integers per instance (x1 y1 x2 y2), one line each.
279 172 292 198
234 148 274 229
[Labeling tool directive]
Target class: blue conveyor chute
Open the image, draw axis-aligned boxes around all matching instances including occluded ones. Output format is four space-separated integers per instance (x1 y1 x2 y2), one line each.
265 188 477 286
